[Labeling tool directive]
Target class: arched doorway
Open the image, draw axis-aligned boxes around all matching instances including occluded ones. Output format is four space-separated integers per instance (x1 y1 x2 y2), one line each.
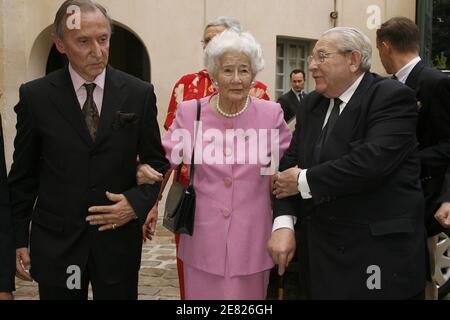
46 23 151 82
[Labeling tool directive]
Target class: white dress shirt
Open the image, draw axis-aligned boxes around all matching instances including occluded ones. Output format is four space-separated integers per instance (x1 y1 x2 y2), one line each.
68 64 106 115
393 56 421 84
273 73 365 232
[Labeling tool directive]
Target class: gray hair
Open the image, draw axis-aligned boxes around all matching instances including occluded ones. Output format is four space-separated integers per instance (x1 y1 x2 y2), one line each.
204 16 242 33
322 27 372 71
204 29 265 79
53 0 113 39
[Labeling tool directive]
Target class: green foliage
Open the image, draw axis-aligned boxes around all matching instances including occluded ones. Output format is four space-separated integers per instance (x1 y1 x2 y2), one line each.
432 0 450 69
432 52 448 69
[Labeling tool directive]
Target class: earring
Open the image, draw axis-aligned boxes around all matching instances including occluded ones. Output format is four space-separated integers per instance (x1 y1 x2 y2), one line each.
214 81 219 87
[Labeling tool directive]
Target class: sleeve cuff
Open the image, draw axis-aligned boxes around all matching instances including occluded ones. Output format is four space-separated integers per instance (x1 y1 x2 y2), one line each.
272 215 297 232
298 169 312 199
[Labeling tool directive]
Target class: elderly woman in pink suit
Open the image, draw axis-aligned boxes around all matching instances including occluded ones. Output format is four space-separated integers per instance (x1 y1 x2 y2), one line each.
140 29 291 300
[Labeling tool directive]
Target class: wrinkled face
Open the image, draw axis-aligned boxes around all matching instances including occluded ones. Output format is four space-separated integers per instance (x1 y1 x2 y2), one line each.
203 25 227 49
376 40 394 74
309 34 357 98
291 72 305 92
53 9 110 81
215 51 254 103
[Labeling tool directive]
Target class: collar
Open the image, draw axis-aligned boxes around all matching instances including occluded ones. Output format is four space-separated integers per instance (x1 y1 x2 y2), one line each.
69 63 106 91
395 56 421 84
338 73 365 104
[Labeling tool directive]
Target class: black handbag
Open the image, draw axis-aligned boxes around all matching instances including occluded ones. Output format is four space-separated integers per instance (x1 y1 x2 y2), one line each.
163 100 201 236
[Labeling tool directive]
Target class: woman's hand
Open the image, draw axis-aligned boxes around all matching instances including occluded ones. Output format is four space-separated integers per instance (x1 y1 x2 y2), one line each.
143 204 158 242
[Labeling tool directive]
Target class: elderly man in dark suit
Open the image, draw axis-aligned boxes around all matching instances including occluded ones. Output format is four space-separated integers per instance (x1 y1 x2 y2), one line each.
0 97 15 300
376 16 450 299
277 69 306 123
269 27 426 299
8 0 169 300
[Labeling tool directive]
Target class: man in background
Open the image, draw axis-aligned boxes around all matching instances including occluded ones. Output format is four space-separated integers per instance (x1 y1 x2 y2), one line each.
277 69 306 124
377 16 450 299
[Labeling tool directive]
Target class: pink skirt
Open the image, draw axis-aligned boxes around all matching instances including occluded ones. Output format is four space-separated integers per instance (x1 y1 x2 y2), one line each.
183 263 270 300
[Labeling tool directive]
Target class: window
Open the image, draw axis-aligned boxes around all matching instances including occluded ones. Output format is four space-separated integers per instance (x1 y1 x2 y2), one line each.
431 0 450 70
275 39 310 100
417 0 450 70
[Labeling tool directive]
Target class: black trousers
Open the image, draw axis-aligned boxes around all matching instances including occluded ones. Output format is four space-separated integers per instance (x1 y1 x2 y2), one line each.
38 256 138 300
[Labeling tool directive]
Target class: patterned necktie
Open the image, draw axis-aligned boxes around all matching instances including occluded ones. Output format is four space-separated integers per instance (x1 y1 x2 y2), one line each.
313 98 343 164
82 83 100 141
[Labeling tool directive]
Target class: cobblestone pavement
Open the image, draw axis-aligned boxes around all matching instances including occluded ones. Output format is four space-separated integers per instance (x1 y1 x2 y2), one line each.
14 207 180 300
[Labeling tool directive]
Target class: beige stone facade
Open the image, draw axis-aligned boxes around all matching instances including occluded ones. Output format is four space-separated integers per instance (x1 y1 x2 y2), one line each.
0 0 416 168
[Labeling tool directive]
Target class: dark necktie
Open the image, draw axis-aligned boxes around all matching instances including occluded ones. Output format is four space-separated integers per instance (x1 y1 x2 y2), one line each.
313 98 343 164
83 83 100 141
298 92 303 101
391 74 398 80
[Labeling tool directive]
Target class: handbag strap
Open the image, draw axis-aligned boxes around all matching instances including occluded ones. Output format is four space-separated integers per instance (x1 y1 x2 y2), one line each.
188 99 201 186
173 99 201 183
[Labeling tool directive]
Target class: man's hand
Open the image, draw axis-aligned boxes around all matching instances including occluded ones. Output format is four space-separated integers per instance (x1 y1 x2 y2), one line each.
435 202 450 228
16 248 33 282
137 164 163 185
142 204 158 242
87 192 138 231
0 292 14 300
273 167 301 199
268 228 296 276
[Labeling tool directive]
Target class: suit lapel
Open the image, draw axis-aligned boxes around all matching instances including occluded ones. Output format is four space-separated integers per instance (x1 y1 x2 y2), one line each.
405 60 425 91
48 67 94 147
304 96 329 166
318 72 373 163
94 66 127 147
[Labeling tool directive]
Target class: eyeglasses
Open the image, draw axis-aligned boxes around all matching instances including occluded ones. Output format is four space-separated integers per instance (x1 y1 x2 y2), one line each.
307 51 350 64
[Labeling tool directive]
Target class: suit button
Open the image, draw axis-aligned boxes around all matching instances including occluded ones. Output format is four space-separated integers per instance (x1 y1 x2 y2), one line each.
224 177 232 187
224 148 232 157
222 208 231 218
329 216 336 221
91 186 97 192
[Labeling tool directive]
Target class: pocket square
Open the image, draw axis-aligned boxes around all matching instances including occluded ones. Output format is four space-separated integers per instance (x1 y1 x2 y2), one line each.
112 112 139 129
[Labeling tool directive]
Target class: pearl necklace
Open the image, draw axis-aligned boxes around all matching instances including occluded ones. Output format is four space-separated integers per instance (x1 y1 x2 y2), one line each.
216 94 250 118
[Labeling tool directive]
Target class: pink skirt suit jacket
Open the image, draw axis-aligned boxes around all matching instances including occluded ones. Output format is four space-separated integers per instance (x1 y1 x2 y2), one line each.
162 96 292 278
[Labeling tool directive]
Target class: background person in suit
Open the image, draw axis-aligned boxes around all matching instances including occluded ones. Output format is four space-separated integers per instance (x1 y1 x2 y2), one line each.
277 69 306 123
376 16 450 299
0 92 15 300
268 27 427 299
7 0 168 300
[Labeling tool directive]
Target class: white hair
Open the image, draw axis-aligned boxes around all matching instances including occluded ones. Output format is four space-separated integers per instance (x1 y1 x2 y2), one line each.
204 29 265 79
323 27 372 71
204 16 242 33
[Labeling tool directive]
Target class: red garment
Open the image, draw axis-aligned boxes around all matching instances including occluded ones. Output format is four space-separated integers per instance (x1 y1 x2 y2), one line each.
164 69 270 300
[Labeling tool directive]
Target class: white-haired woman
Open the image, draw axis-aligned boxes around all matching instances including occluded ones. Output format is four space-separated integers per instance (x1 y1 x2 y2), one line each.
142 17 271 300
140 29 291 299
